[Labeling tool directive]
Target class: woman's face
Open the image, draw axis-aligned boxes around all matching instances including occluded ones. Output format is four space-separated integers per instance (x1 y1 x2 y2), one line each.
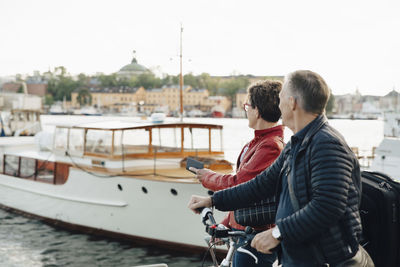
245 96 258 129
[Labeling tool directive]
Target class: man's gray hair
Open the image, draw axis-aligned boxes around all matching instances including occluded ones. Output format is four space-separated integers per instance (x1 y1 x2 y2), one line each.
286 70 330 114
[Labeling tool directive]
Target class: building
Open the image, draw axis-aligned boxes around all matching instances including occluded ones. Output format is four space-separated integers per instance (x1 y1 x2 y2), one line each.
142 85 231 115
380 90 400 112
144 85 205 113
2 82 47 97
71 87 146 112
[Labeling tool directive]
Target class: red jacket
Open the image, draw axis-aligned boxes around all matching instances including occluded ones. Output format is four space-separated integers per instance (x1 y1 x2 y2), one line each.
201 125 284 230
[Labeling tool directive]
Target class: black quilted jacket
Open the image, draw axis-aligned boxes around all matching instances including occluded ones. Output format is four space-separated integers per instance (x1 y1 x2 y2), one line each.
212 115 362 265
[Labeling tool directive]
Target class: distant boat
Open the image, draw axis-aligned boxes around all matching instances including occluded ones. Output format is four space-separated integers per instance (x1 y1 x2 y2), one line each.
0 109 41 136
151 112 166 123
73 106 102 116
49 103 68 115
211 105 225 118
371 112 400 179
119 104 137 117
187 109 203 118
0 91 42 136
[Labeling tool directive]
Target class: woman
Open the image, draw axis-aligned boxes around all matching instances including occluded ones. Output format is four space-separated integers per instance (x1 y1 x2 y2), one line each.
191 80 284 267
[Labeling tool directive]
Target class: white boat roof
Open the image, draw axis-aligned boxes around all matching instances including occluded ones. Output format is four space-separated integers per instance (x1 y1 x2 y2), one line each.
0 136 35 147
5 149 55 162
54 120 223 131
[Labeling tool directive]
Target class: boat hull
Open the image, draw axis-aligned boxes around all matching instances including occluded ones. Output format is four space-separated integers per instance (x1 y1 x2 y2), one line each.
0 168 226 252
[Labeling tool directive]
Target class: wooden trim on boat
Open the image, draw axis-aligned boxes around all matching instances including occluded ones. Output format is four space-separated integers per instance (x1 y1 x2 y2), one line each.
149 128 153 154
83 129 88 154
17 156 21 177
69 122 223 131
34 159 38 180
83 150 224 159
180 127 184 153
0 204 222 257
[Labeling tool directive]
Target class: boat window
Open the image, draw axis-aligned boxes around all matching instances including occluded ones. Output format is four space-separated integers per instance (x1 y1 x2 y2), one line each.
85 130 112 154
181 128 223 152
210 128 223 152
36 160 55 182
54 127 69 152
180 128 211 151
68 128 85 156
4 155 19 177
114 129 149 155
151 127 181 153
20 157 36 179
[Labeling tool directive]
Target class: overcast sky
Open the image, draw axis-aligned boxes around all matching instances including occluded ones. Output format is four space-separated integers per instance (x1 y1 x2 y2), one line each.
0 0 399 95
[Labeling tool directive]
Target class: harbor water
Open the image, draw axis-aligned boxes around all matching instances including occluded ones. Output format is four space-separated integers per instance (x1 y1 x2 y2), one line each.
0 116 384 266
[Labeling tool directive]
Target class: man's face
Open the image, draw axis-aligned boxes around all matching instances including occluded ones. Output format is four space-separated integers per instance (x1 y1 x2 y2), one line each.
279 81 293 127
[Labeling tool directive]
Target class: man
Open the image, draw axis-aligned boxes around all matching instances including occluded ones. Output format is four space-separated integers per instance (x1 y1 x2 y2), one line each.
188 70 374 266
190 80 284 267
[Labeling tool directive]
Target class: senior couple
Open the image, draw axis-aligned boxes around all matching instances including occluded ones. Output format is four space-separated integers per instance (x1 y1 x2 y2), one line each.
188 70 374 267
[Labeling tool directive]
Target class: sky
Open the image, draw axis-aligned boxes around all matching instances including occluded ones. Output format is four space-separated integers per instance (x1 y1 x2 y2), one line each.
0 0 399 96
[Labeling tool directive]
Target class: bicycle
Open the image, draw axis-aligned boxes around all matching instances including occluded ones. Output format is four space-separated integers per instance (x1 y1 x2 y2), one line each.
133 208 259 267
199 208 259 267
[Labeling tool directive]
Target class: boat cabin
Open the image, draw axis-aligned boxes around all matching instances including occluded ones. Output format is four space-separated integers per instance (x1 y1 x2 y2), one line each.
1 121 232 184
53 121 225 159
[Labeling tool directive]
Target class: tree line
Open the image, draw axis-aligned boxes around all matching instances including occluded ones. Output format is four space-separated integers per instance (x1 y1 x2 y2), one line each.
35 66 334 113
41 67 252 104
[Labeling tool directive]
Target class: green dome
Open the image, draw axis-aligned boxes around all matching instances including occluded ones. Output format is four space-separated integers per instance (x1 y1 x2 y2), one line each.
119 58 148 72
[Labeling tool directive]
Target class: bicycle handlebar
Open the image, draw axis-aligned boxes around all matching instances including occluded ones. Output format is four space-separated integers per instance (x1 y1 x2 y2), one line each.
198 207 259 266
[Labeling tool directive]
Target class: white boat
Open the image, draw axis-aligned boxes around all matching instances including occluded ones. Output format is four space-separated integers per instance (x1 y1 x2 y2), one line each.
150 112 166 123
49 102 68 115
371 113 400 180
0 109 42 136
73 106 102 116
0 91 42 136
0 120 232 252
187 109 204 118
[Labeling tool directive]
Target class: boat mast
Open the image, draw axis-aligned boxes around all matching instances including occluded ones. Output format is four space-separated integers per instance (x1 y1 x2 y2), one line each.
179 23 184 122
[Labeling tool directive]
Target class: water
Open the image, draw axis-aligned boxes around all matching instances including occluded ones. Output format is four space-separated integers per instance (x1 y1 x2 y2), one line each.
0 209 208 266
0 116 384 266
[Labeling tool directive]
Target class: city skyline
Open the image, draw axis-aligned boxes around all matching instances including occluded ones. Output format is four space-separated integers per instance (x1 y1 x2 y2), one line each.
1 0 399 96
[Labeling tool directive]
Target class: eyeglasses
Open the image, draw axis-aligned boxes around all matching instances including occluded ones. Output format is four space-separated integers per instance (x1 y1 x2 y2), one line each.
243 103 251 112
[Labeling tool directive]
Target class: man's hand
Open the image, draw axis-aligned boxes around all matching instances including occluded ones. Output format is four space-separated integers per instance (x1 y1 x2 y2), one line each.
250 228 280 254
189 167 213 182
187 195 212 213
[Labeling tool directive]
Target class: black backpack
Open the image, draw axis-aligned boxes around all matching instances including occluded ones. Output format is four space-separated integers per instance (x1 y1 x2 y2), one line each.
360 170 400 267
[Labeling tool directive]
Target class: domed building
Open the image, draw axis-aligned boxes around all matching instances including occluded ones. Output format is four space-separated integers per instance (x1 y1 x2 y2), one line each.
117 52 149 78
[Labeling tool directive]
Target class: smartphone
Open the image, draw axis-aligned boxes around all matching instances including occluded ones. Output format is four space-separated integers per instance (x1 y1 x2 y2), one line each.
186 157 204 173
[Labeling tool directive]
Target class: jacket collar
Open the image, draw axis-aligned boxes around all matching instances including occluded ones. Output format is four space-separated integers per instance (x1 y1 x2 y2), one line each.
254 125 284 138
297 114 328 153
248 125 284 149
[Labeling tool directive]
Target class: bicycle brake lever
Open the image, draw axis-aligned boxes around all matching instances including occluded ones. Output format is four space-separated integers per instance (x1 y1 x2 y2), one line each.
237 247 258 264
234 233 255 248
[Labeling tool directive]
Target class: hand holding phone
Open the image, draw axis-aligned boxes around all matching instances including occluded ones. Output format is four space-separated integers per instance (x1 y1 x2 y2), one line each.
186 157 204 174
